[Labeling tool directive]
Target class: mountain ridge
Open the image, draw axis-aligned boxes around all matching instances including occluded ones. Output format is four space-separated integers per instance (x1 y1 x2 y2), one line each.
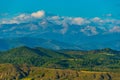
0 37 82 51
0 37 120 51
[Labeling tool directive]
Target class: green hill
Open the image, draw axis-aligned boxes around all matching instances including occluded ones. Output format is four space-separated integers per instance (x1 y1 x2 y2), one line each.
0 46 69 66
0 46 120 80
0 46 120 71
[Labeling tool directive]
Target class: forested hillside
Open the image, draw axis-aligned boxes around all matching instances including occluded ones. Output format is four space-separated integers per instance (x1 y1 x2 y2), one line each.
0 46 120 72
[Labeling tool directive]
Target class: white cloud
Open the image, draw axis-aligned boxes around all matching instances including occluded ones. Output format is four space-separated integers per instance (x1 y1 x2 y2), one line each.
14 14 30 21
31 10 45 18
80 26 98 36
51 16 60 20
71 17 85 25
1 19 19 24
0 10 45 24
92 17 103 23
109 26 120 33
48 16 62 25
92 17 101 21
60 22 68 34
1 10 120 36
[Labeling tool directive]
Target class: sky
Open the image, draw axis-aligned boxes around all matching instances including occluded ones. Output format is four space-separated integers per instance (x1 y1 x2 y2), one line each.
0 0 120 50
0 0 120 18
0 0 120 36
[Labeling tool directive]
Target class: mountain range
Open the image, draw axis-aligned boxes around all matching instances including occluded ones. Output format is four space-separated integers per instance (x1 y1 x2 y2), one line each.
0 13 120 50
0 36 120 51
0 37 82 51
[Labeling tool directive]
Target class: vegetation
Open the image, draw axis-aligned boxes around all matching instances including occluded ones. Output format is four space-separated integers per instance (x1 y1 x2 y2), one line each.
0 46 120 79
0 46 120 71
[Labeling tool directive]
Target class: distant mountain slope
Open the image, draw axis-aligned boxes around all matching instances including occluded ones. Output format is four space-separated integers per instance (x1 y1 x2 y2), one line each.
0 37 82 51
0 64 120 80
1 21 120 50
0 36 120 51
0 46 120 71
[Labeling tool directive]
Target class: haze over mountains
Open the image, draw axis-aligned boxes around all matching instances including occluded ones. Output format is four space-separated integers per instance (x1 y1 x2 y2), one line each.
0 10 120 50
0 37 82 51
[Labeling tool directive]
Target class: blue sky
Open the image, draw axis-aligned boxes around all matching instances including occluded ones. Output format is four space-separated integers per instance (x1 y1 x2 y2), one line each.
0 0 120 18
0 0 120 50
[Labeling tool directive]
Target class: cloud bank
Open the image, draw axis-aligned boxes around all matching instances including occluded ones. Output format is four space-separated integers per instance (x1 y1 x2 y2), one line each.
0 10 120 36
